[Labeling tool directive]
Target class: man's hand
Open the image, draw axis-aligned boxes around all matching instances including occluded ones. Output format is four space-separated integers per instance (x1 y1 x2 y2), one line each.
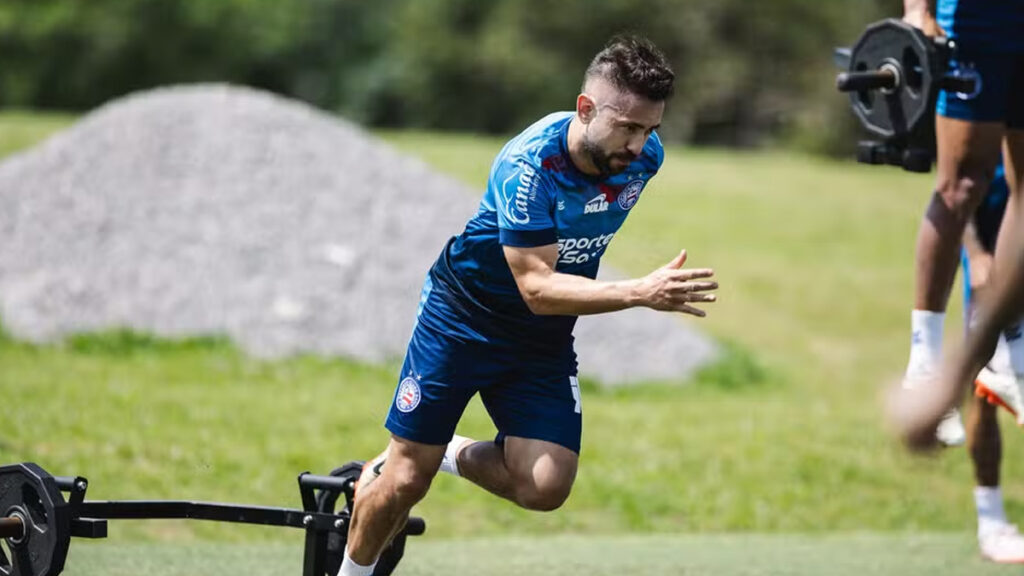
635 250 717 317
903 0 942 36
885 381 946 453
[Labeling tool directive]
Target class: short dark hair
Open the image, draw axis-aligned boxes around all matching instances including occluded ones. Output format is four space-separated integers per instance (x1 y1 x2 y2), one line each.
584 35 675 101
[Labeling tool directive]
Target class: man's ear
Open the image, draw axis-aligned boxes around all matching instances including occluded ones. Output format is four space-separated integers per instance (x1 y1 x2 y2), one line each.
577 93 597 124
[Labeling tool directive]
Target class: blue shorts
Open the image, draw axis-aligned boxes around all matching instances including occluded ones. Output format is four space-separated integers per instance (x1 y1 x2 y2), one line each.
385 302 583 453
938 49 1024 128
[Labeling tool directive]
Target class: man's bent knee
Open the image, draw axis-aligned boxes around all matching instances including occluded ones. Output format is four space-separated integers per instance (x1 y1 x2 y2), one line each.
934 173 991 219
502 437 578 512
387 462 434 505
515 477 573 511
380 437 444 506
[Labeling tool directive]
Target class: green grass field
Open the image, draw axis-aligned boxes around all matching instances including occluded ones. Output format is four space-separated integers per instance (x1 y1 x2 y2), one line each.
60 534 1010 576
1 111 1020 573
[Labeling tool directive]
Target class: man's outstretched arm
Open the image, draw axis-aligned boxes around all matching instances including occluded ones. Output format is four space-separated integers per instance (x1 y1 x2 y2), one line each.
503 244 717 317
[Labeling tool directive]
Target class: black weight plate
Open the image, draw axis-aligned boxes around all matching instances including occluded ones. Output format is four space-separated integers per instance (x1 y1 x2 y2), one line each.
849 18 940 138
0 464 70 576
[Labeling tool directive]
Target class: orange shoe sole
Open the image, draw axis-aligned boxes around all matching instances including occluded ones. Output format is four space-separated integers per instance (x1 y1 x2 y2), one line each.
975 380 1020 420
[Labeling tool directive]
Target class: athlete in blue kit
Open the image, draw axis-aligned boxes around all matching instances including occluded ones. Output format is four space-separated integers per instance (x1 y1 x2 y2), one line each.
338 35 718 576
897 0 1024 443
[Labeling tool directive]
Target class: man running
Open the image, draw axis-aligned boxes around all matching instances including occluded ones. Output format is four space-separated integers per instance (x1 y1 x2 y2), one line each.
338 35 718 576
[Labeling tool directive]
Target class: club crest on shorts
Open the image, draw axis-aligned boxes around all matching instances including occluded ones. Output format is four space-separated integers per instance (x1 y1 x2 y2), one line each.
617 179 645 210
396 377 422 413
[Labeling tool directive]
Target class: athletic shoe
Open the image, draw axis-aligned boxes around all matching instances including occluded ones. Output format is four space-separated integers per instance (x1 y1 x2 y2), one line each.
980 523 1024 563
355 451 387 497
903 371 966 446
975 366 1024 426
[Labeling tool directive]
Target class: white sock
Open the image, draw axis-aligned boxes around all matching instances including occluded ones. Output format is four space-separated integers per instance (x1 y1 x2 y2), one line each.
1004 320 1024 375
338 547 377 576
439 434 471 477
907 310 945 376
976 486 1008 537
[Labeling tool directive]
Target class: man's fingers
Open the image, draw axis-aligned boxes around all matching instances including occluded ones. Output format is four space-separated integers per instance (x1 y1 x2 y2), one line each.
664 281 717 296
687 293 717 303
666 268 714 281
662 249 688 270
679 281 718 293
677 304 706 317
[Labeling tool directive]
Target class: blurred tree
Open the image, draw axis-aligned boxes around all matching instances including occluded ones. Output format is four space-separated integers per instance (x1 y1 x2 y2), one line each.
0 0 895 152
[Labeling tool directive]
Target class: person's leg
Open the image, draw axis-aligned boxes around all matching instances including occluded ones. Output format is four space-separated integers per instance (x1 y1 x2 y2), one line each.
964 56 1024 423
962 131 1024 381
456 435 578 511
967 393 1001 486
932 48 1024 384
342 294 483 574
458 359 582 511
910 132 1024 448
344 436 444 571
966 156 1024 561
905 117 1003 445
962 251 1002 488
999 78 1024 376
915 117 1003 312
966 391 1024 563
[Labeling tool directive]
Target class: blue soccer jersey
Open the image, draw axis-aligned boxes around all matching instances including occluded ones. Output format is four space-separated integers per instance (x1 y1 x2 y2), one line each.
386 111 664 451
421 111 664 352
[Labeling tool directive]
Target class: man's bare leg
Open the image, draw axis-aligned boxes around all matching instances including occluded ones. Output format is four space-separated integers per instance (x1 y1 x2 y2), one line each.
456 436 578 511
899 130 1024 447
967 395 1001 487
343 436 444 574
903 117 1004 445
917 118 1004 312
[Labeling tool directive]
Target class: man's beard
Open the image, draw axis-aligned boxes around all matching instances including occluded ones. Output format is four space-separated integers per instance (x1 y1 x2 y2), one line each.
582 135 636 177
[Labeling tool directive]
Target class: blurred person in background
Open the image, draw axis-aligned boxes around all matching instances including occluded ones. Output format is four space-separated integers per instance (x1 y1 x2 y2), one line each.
959 164 1024 563
897 0 1024 446
338 35 718 576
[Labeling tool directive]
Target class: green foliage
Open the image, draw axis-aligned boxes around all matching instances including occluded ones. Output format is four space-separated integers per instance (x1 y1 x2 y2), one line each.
0 110 74 159
691 341 770 391
65 329 230 356
0 0 893 151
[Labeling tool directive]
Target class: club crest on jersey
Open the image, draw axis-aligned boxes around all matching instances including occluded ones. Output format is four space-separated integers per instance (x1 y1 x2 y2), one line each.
395 377 421 413
617 179 645 210
584 194 609 214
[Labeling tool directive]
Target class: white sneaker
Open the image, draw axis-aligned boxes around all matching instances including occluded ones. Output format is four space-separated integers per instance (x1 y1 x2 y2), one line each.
980 523 1024 563
903 371 967 447
975 366 1024 426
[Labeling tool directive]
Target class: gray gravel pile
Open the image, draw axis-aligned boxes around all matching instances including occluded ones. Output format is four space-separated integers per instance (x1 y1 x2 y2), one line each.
0 84 718 385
